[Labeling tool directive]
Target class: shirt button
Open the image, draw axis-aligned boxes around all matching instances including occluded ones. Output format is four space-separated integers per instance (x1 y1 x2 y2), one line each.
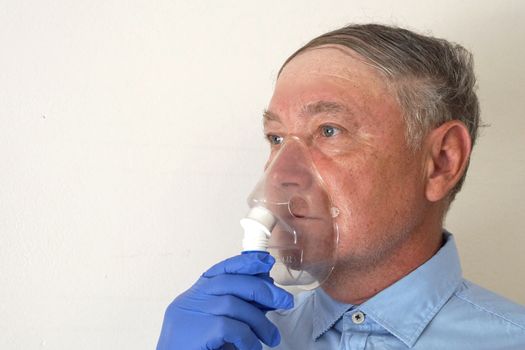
351 311 366 324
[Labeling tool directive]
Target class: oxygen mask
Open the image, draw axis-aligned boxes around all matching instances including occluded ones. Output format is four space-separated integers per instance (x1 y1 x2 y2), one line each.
241 137 339 290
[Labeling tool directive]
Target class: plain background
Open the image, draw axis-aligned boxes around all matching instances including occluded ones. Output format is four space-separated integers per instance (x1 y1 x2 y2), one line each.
1 0 524 349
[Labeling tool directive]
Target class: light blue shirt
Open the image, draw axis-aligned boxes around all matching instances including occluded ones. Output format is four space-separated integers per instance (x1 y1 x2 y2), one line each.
266 233 525 349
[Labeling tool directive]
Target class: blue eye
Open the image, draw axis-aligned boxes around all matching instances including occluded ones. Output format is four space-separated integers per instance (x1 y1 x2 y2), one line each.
267 134 284 145
321 125 340 137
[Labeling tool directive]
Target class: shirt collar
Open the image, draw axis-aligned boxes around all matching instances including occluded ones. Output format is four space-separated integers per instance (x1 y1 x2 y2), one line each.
312 232 463 347
312 286 353 340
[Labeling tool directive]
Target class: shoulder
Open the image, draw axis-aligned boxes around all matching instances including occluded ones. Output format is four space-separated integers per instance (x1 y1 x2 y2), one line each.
421 279 525 348
413 279 525 349
449 279 525 330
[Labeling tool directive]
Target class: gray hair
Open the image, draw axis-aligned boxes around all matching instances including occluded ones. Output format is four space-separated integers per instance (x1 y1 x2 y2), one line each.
278 23 481 200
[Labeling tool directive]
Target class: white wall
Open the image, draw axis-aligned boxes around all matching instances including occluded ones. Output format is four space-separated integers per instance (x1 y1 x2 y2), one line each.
1 0 524 348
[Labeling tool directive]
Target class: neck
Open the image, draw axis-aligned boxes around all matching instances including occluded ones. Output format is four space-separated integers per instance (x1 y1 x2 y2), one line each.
321 225 443 305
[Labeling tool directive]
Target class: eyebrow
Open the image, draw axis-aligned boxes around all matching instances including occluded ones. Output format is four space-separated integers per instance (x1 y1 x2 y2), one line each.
263 109 281 122
300 101 349 117
263 100 351 124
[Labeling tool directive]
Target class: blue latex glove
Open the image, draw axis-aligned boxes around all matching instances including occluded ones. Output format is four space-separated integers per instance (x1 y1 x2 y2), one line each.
156 252 294 350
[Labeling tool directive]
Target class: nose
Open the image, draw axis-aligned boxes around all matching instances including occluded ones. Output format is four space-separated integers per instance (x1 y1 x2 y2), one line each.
265 140 314 191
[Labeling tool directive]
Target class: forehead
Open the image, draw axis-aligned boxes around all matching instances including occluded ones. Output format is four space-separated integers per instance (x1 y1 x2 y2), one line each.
270 45 395 114
281 45 377 77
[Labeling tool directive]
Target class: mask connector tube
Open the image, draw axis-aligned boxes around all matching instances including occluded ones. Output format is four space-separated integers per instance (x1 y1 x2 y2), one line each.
241 206 277 252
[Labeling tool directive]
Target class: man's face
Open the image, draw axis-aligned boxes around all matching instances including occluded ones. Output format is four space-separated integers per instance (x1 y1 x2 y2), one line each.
263 46 429 269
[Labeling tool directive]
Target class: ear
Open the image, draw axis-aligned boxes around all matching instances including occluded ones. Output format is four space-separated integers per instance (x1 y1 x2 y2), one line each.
424 121 472 202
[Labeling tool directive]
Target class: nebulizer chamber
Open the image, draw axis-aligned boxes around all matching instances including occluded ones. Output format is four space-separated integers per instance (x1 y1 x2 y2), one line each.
241 137 339 290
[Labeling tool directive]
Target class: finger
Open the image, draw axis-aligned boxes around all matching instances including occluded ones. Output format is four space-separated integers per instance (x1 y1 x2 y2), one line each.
186 294 280 347
255 273 274 283
197 274 293 310
252 273 276 310
203 253 275 278
206 316 262 350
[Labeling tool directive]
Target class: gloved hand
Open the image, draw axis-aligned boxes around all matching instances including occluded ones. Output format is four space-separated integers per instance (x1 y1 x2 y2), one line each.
156 252 294 350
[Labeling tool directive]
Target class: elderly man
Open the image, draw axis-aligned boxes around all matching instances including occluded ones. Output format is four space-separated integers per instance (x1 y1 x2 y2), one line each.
157 24 525 349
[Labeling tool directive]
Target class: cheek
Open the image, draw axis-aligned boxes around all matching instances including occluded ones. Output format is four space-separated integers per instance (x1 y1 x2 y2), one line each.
316 151 419 233
315 157 373 227
317 153 382 207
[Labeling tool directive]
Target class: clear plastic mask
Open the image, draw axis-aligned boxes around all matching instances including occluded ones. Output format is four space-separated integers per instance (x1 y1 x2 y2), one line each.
243 137 339 290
